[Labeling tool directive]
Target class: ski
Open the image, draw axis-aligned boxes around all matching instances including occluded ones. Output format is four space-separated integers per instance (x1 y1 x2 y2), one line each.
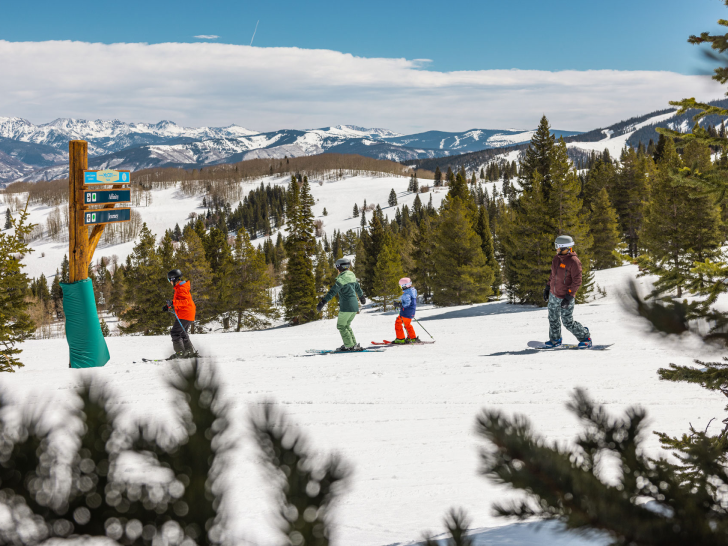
371 340 435 346
306 348 386 355
527 341 613 351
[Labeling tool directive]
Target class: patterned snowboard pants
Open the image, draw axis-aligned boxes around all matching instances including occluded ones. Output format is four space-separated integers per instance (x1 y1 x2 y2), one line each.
548 293 588 342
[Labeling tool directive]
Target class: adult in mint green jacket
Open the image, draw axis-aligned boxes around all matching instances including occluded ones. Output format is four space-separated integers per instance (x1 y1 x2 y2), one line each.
316 258 366 350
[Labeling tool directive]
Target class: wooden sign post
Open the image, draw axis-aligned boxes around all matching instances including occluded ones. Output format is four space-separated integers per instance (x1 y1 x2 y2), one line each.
64 140 132 369
68 141 131 279
69 141 88 283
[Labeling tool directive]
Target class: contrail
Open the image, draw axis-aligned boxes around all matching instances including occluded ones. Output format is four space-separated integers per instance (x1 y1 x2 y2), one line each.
250 20 259 46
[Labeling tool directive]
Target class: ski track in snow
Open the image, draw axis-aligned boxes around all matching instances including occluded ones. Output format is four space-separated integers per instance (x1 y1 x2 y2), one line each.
1 257 723 545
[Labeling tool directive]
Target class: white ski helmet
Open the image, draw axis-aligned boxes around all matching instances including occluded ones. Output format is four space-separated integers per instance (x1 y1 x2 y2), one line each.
554 235 575 250
398 277 412 288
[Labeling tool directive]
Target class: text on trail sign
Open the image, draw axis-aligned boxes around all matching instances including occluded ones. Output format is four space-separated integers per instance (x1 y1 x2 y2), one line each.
84 190 131 204
84 209 131 225
83 169 130 185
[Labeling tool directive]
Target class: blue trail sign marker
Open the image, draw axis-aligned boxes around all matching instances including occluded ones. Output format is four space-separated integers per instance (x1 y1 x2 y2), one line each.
84 208 131 225
84 189 131 205
83 169 131 185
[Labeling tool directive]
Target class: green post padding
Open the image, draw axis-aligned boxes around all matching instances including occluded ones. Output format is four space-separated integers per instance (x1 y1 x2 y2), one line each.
60 278 110 369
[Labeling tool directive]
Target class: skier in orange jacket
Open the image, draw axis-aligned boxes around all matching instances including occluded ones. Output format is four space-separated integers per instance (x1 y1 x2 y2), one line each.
163 269 197 358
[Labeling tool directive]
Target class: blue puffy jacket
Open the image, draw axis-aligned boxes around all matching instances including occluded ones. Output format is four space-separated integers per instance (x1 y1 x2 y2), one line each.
399 287 417 319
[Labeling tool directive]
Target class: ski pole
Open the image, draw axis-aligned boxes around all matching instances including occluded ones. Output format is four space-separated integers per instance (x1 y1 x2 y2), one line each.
167 302 197 351
414 317 434 340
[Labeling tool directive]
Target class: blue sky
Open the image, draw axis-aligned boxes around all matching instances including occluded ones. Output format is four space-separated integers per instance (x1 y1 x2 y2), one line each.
1 0 727 131
1 0 725 74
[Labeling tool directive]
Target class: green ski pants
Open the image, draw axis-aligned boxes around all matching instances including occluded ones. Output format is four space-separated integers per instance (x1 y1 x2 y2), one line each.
337 311 358 348
548 293 588 342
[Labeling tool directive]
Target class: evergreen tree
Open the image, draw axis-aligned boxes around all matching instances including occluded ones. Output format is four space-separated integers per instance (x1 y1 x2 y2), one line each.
0 203 34 371
283 176 317 325
360 213 388 296
612 147 653 257
353 203 359 218
3 209 11 230
176 227 214 325
120 224 169 335
589 187 621 270
500 174 554 305
434 166 442 187
60 254 69 283
314 243 339 319
475 205 501 297
50 270 63 320
582 156 616 213
388 188 398 207
108 264 125 316
431 198 494 305
639 138 723 298
519 115 556 195
411 216 434 304
360 209 366 228
232 228 278 330
253 405 349 546
549 139 594 302
372 234 405 311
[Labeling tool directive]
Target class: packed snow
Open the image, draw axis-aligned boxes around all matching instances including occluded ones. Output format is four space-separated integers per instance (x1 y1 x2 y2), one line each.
2 262 722 545
2 172 721 545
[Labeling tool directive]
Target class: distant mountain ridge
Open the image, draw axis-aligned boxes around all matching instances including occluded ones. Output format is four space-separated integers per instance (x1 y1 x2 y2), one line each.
0 117 581 183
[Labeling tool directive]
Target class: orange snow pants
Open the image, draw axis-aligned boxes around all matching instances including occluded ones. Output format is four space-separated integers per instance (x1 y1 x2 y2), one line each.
395 316 416 340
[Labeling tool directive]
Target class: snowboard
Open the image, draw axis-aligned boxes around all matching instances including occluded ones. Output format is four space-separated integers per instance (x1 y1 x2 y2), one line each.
371 340 435 346
305 348 386 355
527 341 613 351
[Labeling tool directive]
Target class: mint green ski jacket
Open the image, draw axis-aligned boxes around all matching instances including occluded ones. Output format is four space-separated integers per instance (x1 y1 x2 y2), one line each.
322 270 364 312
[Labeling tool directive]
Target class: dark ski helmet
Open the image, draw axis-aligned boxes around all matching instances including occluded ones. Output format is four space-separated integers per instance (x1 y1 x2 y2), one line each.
167 269 182 283
554 235 575 250
335 258 352 272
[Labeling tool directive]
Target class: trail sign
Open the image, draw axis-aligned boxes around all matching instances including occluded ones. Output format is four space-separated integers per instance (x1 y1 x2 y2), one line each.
84 208 131 225
83 169 130 185
84 189 131 205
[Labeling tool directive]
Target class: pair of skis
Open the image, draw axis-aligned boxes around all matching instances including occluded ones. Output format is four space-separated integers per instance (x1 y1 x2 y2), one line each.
306 339 436 355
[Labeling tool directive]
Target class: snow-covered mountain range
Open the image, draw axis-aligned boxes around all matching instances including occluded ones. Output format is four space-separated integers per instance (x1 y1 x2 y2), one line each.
0 118 579 184
5 99 728 186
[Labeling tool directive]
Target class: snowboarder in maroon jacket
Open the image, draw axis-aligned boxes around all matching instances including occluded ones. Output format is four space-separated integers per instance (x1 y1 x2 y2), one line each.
542 235 592 349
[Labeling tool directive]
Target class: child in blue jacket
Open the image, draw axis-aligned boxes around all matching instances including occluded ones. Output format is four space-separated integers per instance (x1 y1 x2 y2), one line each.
393 277 421 344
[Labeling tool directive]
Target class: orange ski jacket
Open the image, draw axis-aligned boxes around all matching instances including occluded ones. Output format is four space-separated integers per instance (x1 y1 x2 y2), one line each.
548 251 583 298
172 281 196 321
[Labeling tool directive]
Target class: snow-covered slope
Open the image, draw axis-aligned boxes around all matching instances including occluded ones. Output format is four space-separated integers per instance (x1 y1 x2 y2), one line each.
2 173 467 281
2 262 720 546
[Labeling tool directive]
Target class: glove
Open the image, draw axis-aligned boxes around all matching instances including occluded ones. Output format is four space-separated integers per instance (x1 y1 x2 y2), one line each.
316 299 325 313
543 285 550 302
560 294 574 309
359 296 367 305
162 304 169 313
393 301 402 309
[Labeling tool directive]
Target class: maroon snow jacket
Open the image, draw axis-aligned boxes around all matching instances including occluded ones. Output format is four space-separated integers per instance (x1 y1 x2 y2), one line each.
548 251 583 298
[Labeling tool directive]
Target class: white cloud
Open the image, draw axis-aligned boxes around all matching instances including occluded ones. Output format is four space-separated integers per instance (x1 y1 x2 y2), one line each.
0 40 724 133
193 35 219 40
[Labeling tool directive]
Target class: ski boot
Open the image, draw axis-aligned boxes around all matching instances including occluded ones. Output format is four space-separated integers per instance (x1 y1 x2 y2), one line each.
578 328 592 349
167 340 186 360
393 338 407 345
183 339 199 358
407 337 422 344
337 345 351 352
350 343 364 352
543 338 562 349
